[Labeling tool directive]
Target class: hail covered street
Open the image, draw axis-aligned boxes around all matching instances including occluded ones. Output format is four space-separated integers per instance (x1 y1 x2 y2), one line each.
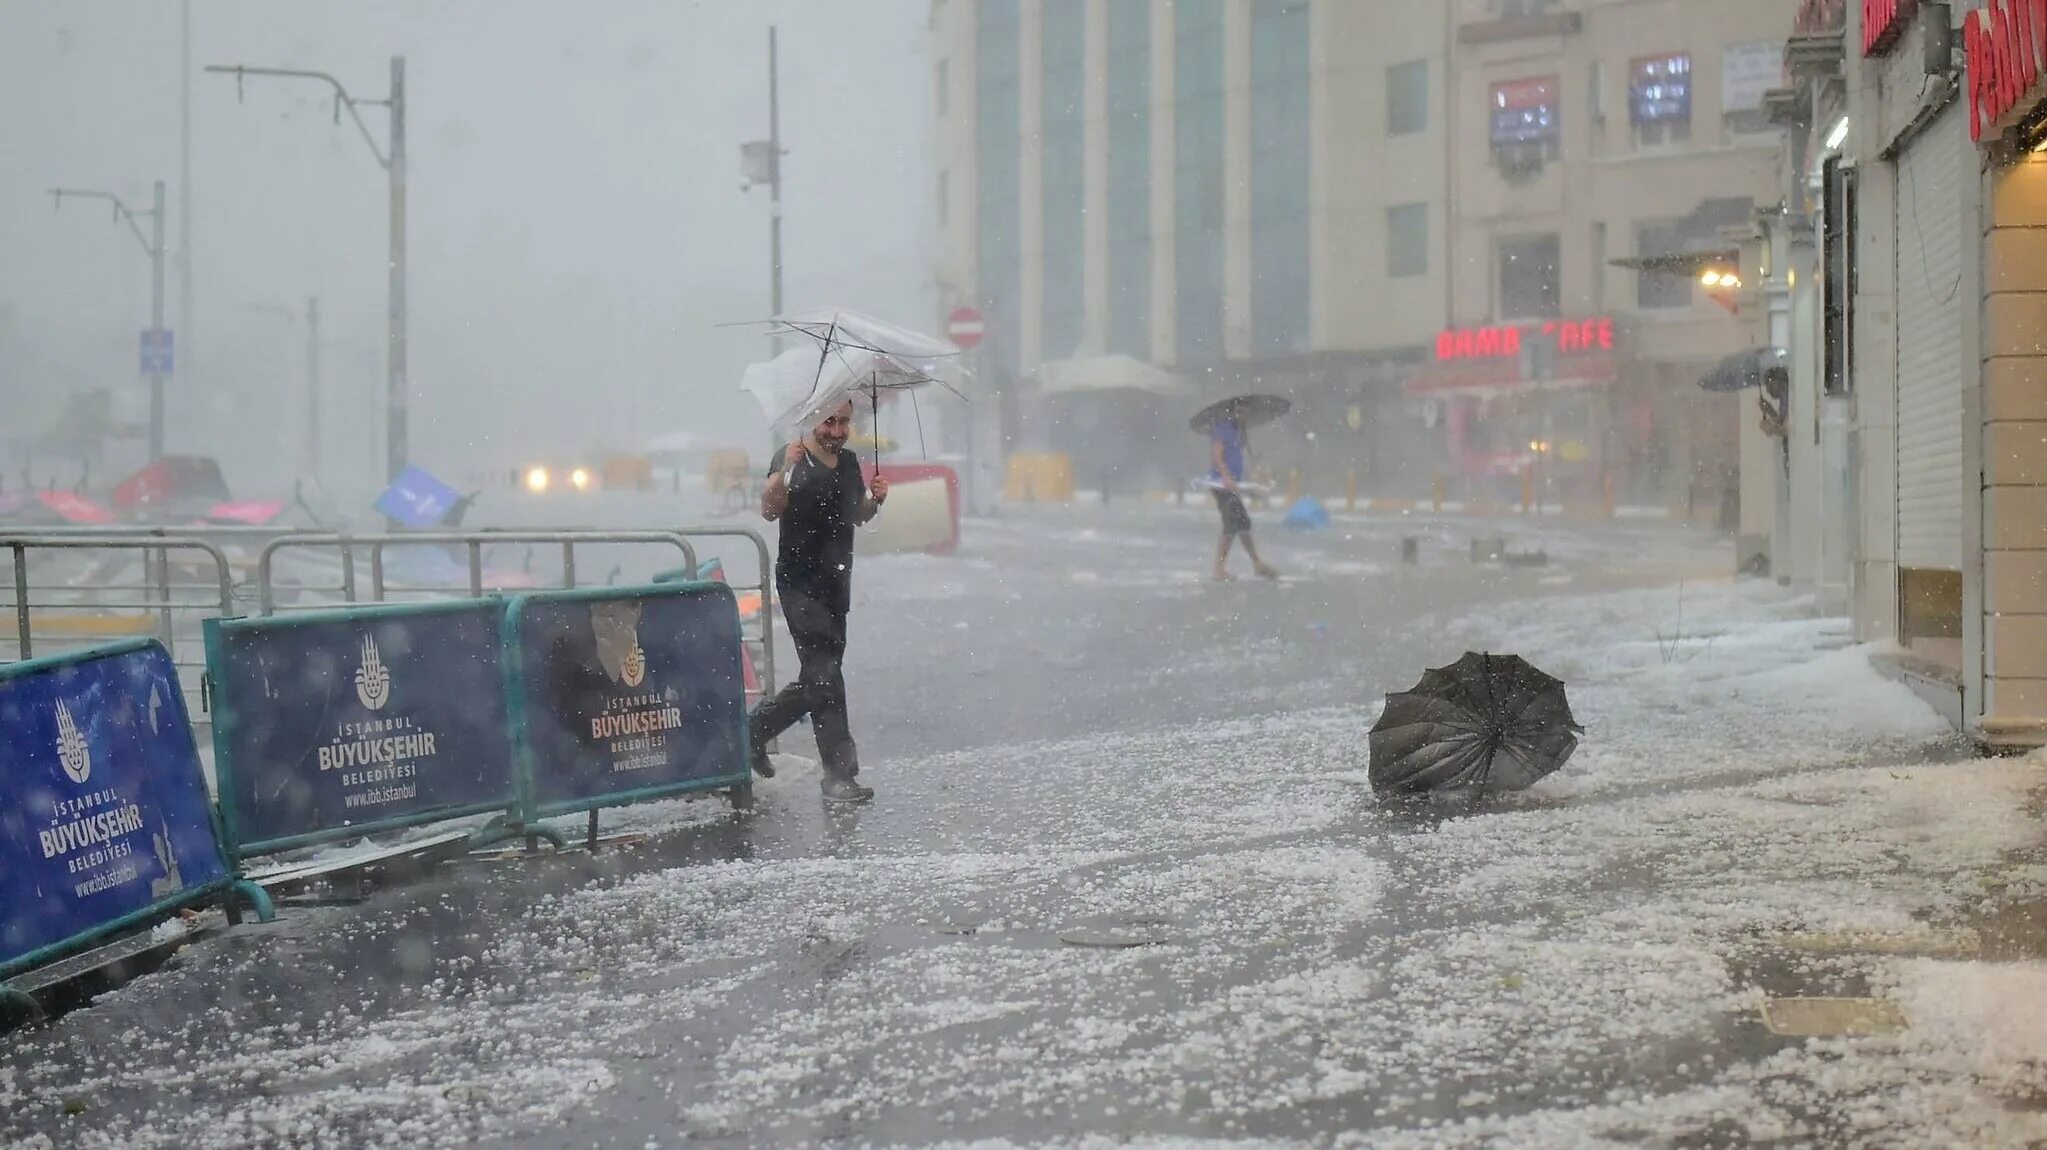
4 500 2044 1149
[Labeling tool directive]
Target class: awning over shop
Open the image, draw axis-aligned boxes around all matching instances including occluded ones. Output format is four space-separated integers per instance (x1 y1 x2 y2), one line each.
1403 353 1620 401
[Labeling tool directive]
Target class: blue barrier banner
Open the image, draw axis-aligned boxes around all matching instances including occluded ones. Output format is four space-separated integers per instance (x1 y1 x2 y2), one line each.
0 640 232 976
506 582 749 817
204 600 515 858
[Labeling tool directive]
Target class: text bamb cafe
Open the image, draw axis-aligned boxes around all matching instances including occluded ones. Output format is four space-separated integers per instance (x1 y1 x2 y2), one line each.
1409 318 1623 477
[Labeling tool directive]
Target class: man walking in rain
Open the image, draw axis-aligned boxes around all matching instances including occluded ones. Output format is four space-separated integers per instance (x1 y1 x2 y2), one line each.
1209 402 1279 581
751 398 889 802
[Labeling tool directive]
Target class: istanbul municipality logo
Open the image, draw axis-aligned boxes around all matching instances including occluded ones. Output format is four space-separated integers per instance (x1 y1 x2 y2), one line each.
55 700 92 784
591 601 648 688
354 634 393 711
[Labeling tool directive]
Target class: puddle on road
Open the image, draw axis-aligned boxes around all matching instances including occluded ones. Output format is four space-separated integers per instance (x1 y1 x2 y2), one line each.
1759 996 1910 1037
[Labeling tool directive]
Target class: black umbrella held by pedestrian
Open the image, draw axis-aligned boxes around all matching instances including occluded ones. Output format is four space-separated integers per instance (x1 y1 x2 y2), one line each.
1189 394 1291 435
1368 652 1582 795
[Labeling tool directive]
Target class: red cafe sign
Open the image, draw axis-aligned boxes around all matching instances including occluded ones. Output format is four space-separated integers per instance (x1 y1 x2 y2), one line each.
1967 0 2047 142
1863 0 1918 56
1435 317 1617 362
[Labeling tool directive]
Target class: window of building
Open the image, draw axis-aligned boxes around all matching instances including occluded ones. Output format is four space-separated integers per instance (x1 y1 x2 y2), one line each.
1250 0 1311 356
1498 234 1561 319
1498 0 1559 15
1388 59 1428 137
1630 53 1692 149
936 59 949 117
976 0 1022 378
1490 77 1560 180
1823 157 1856 396
1106 0 1152 358
1175 0 1226 366
1388 204 1429 279
1041 0 1087 361
1634 220 1693 309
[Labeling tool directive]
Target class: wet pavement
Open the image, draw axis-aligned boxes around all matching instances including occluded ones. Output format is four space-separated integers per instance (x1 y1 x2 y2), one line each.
4 504 2045 1148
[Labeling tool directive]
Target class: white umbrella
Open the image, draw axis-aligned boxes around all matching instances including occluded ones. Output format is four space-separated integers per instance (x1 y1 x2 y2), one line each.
752 306 966 469
771 306 960 362
743 345 935 438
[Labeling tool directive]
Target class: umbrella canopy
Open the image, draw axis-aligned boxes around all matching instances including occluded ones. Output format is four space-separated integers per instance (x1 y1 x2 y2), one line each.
771 306 960 362
744 345 936 436
1190 394 1291 434
1698 346 1787 393
111 455 230 510
751 307 965 471
1368 652 1582 795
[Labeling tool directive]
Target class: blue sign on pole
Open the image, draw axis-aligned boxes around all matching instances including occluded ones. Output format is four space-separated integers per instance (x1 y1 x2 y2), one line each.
0 641 235 978
204 600 517 860
505 583 749 818
139 328 174 376
374 466 462 528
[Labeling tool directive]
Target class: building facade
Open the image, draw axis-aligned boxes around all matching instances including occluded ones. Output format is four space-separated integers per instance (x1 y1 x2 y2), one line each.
1766 0 2047 749
931 0 1791 506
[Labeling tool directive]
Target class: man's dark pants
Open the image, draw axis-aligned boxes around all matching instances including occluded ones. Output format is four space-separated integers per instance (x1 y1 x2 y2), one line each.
748 587 857 778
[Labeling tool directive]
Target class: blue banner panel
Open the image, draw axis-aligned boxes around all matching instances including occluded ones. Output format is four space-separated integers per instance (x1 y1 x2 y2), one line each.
506 583 748 816
0 641 231 974
204 601 515 858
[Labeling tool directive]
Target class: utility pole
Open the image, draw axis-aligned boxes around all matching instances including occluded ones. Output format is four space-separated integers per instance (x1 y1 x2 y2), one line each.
742 27 786 354
307 295 323 478
208 57 408 481
387 58 408 483
50 182 169 460
179 0 195 402
150 180 166 462
769 26 783 347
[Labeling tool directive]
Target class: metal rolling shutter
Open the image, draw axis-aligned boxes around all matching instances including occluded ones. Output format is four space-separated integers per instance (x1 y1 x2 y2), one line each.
1895 104 1969 572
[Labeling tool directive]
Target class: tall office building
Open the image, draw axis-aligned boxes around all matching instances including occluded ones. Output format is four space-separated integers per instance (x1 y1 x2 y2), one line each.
930 0 1792 504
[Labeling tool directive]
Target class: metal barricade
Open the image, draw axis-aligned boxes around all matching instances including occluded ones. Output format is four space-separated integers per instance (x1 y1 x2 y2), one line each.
253 530 700 616
2 534 235 719
675 526 778 707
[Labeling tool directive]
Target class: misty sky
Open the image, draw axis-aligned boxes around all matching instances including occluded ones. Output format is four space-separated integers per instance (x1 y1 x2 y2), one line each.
0 0 935 494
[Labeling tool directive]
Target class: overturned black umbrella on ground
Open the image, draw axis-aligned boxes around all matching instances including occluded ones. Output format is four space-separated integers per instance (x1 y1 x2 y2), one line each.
1189 394 1290 434
1368 652 1583 795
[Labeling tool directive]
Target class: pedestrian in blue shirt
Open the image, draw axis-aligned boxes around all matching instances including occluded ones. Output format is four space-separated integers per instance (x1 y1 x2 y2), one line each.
1209 403 1279 581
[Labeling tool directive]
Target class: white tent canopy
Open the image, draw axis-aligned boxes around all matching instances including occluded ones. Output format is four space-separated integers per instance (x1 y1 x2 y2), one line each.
1035 355 1192 397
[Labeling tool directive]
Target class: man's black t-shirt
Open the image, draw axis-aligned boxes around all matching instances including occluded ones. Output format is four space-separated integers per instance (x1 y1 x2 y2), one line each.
769 443 866 614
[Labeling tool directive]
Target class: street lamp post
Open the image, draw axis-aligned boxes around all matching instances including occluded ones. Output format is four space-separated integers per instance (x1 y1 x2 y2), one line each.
51 181 168 460
207 58 408 482
741 26 785 352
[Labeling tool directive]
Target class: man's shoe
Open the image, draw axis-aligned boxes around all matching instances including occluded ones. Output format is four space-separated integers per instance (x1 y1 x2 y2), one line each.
820 774 874 803
749 740 775 778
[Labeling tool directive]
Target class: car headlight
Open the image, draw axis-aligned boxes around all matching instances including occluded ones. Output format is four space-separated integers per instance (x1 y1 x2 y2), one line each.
524 466 550 493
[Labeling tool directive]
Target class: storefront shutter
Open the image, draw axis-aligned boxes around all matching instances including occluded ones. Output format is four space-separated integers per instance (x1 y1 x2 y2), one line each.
1895 104 1970 573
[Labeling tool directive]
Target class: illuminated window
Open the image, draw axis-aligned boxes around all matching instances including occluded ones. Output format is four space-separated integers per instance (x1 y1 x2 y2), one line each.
1630 53 1692 149
1491 76 1560 179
